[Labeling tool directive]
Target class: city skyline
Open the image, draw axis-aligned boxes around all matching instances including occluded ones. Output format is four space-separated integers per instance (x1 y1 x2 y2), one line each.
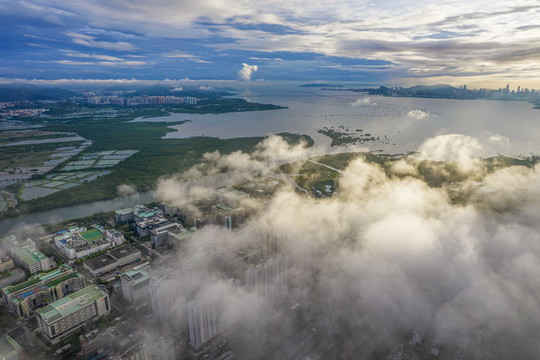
1 1 539 88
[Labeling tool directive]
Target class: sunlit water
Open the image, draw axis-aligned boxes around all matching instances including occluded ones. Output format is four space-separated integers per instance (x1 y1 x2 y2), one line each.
133 84 540 157
2 84 539 233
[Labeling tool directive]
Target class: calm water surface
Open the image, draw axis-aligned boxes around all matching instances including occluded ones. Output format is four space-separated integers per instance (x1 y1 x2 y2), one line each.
3 84 539 233
134 85 540 156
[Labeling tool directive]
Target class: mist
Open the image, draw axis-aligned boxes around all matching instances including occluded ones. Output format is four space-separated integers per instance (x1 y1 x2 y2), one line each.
150 134 540 359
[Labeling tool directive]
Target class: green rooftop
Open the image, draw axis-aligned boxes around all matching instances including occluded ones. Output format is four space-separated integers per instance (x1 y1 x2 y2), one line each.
36 285 105 324
0 335 22 359
3 264 73 296
13 246 47 266
123 268 151 286
81 229 104 242
115 207 133 216
216 203 232 212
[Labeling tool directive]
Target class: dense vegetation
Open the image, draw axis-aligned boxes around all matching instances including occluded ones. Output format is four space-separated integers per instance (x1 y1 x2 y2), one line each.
281 152 540 199
0 85 77 101
6 104 301 216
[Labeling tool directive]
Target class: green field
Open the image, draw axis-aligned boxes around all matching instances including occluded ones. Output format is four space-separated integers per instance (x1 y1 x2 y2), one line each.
5 103 300 216
80 229 104 242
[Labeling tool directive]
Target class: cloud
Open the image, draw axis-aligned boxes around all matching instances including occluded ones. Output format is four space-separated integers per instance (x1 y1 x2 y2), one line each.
238 63 258 81
65 32 137 51
351 97 376 106
407 109 430 119
117 184 138 197
149 133 540 356
60 50 125 62
42 60 146 67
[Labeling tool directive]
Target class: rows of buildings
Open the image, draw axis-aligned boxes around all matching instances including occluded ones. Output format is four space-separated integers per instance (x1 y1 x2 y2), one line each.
0 235 52 274
2 264 85 318
85 95 198 106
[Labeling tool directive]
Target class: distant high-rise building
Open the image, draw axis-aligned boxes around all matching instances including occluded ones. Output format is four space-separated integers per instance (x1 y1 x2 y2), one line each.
187 299 224 349
244 254 287 299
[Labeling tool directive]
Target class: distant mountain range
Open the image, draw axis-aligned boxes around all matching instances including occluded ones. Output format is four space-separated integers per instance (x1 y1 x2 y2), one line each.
299 83 343 88
130 85 232 98
0 85 77 102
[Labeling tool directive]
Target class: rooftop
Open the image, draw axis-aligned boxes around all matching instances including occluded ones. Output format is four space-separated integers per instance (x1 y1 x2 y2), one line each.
115 207 134 216
109 245 139 260
84 254 116 271
3 264 74 297
216 203 232 212
13 245 47 266
80 229 104 242
0 335 22 358
36 285 106 324
122 268 151 286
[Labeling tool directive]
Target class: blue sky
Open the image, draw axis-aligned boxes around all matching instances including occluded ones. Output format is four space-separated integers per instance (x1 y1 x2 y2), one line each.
1 0 540 88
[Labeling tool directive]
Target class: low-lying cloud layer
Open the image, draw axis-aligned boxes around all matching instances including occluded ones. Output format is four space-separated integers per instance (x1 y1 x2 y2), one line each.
152 134 540 358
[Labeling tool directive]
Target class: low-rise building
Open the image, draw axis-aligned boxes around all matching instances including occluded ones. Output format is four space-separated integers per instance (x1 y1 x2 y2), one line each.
0 249 14 272
2 264 85 318
135 216 169 237
53 225 125 260
83 245 141 277
115 205 169 236
36 284 111 344
120 267 151 304
149 222 194 248
0 334 26 360
11 241 51 274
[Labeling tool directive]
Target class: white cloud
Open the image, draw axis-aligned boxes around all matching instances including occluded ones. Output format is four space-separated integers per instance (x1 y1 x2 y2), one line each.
238 63 258 81
60 50 125 61
65 32 137 51
407 109 430 119
351 97 376 106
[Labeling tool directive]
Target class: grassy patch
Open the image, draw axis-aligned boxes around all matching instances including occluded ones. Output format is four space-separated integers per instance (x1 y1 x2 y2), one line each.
9 103 300 215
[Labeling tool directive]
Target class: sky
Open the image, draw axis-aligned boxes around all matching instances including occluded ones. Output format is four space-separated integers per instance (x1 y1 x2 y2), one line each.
1 0 540 88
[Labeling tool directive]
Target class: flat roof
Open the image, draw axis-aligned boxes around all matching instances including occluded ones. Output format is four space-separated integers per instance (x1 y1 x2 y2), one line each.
216 203 232 212
109 245 139 260
3 264 73 295
80 229 104 242
84 254 116 271
150 222 183 235
122 268 151 285
0 335 22 358
13 246 47 266
115 207 134 215
36 285 105 324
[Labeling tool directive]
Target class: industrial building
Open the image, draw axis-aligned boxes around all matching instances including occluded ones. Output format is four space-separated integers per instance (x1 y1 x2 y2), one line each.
2 264 85 318
120 266 151 304
36 284 111 344
0 248 14 272
149 222 193 248
53 225 125 260
83 245 141 277
10 241 51 274
114 205 169 236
